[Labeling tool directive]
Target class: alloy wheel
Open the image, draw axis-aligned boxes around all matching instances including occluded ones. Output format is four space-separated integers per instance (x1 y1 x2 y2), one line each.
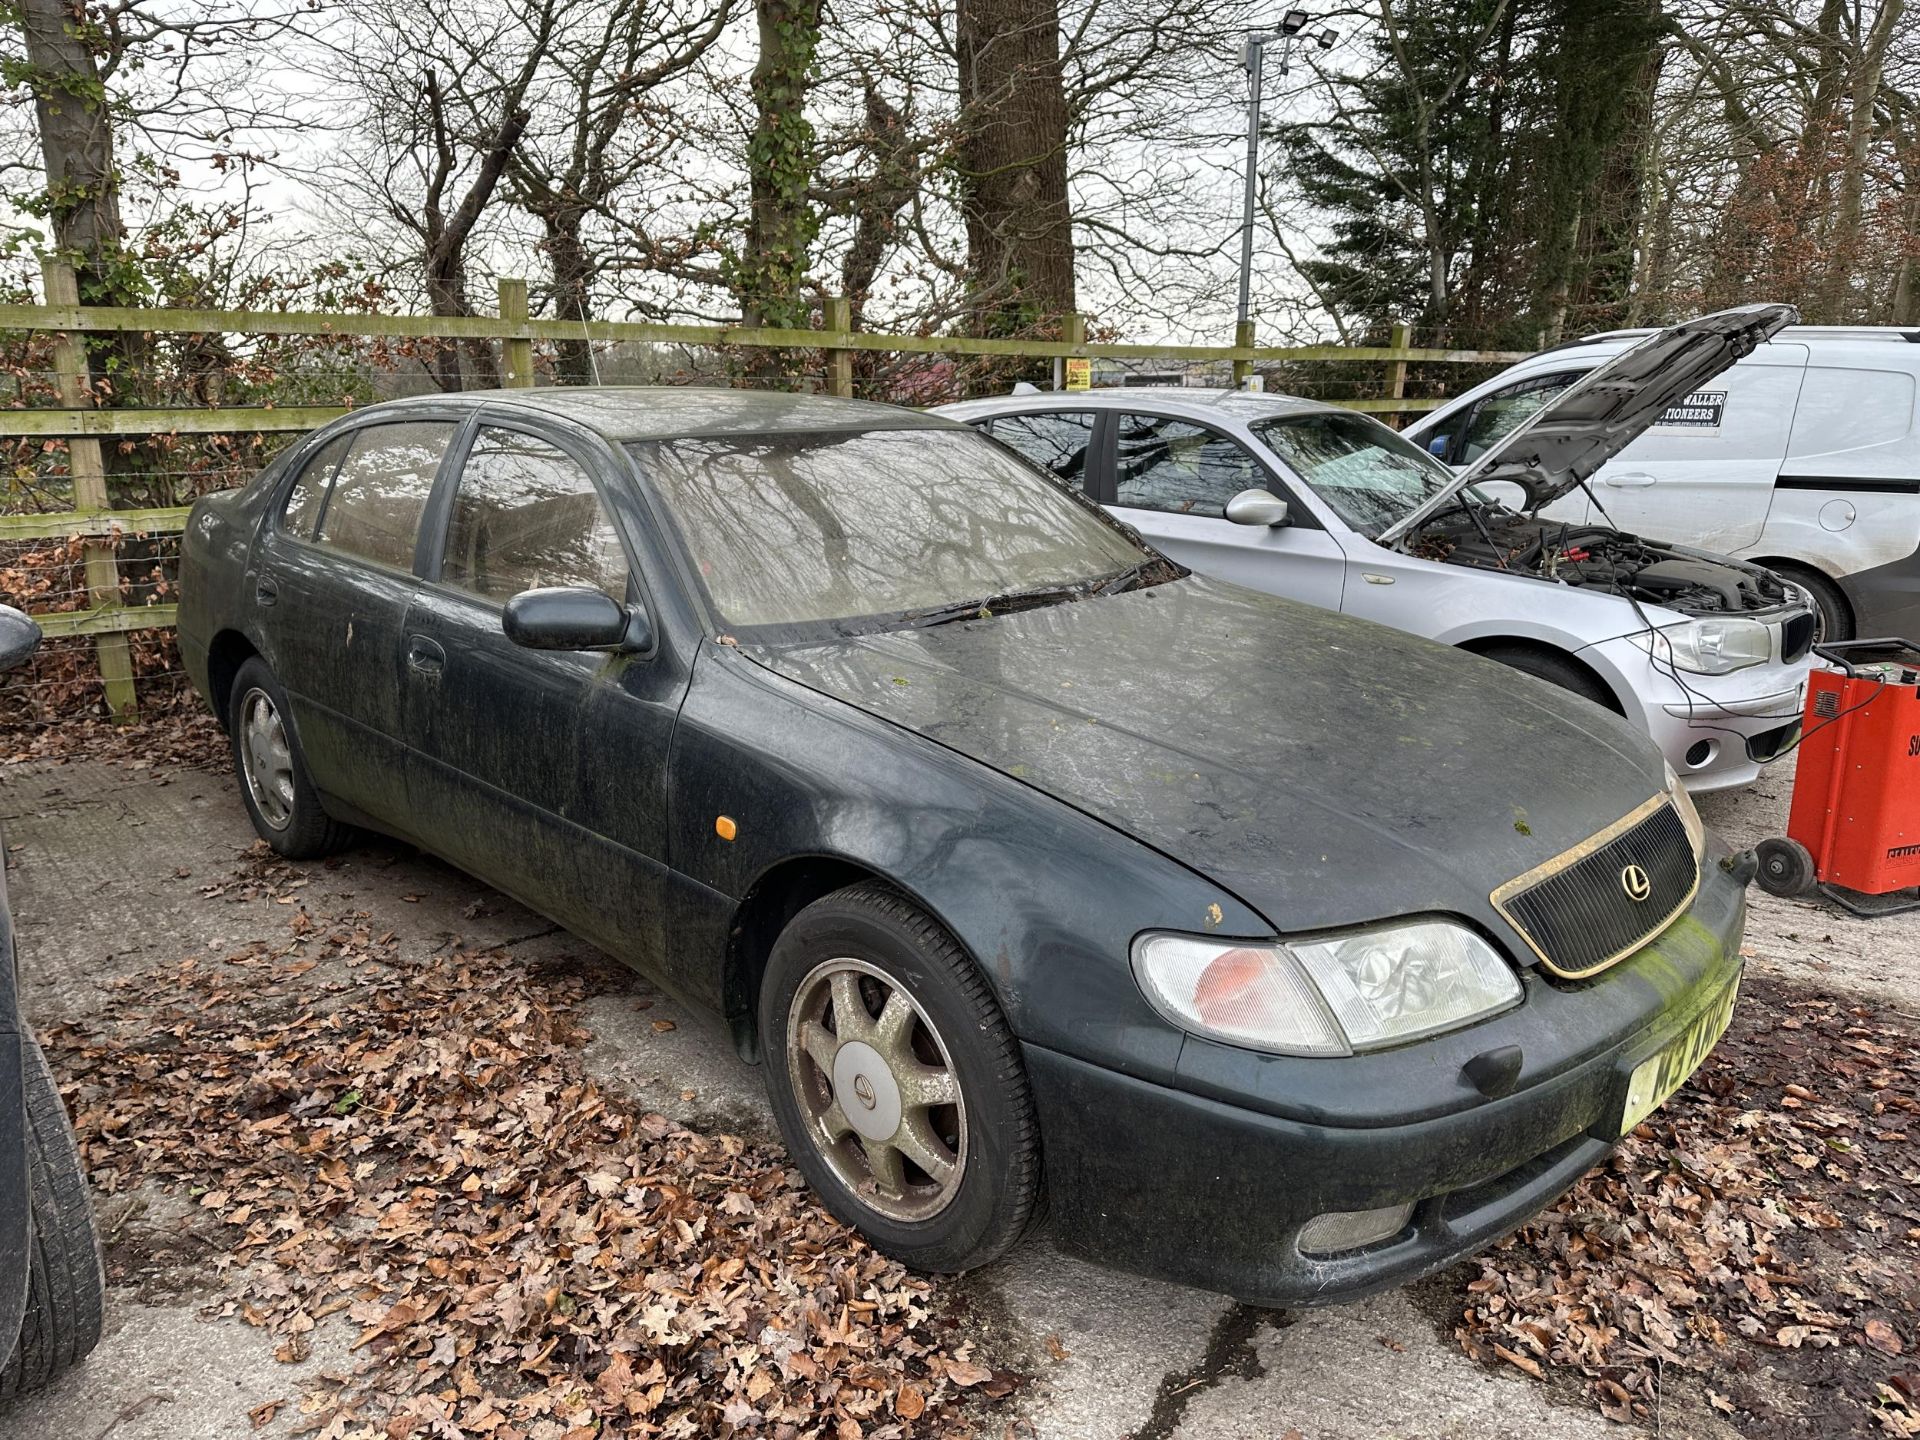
238 687 295 831
785 957 966 1222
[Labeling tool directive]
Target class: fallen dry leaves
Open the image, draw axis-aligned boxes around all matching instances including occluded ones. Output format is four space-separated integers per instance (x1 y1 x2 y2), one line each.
1455 978 1920 1437
42 902 1008 1439
3 699 225 773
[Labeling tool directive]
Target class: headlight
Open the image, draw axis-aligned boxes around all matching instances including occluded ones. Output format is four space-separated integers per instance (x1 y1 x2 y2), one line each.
1630 617 1772 675
1132 920 1522 1057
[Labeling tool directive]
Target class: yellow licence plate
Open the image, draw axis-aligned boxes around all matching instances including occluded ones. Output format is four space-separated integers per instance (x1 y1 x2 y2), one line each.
1619 979 1740 1136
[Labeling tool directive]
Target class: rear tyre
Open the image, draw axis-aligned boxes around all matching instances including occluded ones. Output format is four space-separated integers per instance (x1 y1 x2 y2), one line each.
0 1037 104 1397
758 881 1042 1272
1475 644 1618 712
1770 565 1853 644
1755 836 1817 898
228 657 352 859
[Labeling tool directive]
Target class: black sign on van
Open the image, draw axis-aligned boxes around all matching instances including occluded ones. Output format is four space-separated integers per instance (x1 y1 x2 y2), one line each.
1654 390 1726 428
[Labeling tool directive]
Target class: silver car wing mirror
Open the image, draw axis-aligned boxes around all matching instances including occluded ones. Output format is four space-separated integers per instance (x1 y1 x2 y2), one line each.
1225 488 1291 528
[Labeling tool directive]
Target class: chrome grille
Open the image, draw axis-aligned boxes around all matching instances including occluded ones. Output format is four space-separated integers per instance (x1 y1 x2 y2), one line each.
1781 611 1816 664
1493 800 1699 979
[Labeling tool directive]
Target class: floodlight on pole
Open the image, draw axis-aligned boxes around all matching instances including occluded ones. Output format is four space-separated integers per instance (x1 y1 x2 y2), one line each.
1235 15 1339 347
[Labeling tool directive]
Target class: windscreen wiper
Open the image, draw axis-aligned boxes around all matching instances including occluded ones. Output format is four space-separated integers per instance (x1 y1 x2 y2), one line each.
902 579 1100 629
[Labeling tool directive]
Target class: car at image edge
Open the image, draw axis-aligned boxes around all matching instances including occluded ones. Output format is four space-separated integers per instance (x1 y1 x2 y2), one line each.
0 606 106 1397
938 305 1816 793
178 387 1753 1306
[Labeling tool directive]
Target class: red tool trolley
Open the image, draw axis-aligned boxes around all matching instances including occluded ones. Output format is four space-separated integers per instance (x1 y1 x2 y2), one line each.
1757 638 1920 916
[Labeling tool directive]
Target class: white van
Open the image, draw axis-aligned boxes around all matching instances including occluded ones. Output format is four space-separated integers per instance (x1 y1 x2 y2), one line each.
1406 327 1920 641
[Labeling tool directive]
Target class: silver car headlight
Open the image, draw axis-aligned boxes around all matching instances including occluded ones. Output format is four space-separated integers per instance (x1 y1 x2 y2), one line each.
1630 617 1772 675
1132 920 1522 1057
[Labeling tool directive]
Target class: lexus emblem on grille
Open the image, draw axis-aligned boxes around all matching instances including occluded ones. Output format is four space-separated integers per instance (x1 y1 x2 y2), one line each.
1621 863 1653 902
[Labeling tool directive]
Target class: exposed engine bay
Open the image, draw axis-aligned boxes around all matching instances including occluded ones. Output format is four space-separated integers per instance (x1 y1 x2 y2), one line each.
1406 506 1797 615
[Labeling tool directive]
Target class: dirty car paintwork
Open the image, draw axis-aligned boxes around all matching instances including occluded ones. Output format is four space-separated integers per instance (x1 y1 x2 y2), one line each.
176 387 1748 1306
748 573 1666 944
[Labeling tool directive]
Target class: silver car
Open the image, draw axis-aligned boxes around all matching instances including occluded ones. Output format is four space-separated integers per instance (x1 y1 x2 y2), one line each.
937 306 1816 793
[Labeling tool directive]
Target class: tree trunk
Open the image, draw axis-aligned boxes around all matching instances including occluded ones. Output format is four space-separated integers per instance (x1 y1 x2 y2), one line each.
954 0 1075 333
1812 0 1907 324
740 0 822 381
543 207 596 385
18 0 139 391
420 74 526 392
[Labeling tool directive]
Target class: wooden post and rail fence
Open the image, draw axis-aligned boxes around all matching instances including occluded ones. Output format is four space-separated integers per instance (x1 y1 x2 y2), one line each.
2 260 1526 720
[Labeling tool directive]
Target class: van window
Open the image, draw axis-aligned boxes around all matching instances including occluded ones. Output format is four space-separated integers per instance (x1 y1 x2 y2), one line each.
441 428 629 602
314 421 456 571
1788 367 1916 457
1455 371 1584 464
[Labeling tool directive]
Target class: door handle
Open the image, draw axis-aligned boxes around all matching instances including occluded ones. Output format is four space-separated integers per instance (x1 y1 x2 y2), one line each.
1601 471 1657 488
406 635 445 675
255 574 279 606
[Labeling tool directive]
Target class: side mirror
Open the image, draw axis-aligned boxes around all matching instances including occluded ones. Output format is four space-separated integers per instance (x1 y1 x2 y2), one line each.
1224 488 1292 528
502 586 648 652
0 605 42 674
1426 434 1450 458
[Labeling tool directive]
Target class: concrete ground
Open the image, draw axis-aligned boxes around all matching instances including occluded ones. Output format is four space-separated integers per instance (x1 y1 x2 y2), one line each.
0 749 1891 1439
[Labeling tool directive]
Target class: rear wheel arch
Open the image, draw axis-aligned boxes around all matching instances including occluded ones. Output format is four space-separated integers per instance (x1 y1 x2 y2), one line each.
1456 636 1625 715
206 629 260 732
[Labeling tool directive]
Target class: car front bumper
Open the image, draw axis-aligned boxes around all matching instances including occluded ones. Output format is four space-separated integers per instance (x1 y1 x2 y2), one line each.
1025 850 1748 1308
1578 634 1811 792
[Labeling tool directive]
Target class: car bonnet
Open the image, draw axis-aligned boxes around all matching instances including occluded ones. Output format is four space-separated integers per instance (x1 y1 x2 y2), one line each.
742 576 1670 939
1378 303 1799 544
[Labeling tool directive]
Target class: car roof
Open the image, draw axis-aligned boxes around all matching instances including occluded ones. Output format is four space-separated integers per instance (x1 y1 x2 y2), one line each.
1538 325 1920 367
362 386 961 442
938 387 1345 425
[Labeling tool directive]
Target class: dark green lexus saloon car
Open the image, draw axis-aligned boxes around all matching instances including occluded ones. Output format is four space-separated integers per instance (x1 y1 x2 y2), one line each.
178 388 1751 1305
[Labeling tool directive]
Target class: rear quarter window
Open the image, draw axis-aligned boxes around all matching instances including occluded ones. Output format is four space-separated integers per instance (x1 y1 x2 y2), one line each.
279 433 353 539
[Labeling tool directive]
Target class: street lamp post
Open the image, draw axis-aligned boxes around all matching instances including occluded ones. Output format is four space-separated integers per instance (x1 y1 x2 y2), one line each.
1233 12 1336 387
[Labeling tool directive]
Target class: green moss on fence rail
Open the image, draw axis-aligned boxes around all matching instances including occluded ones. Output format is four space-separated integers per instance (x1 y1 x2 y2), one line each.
0 302 1527 366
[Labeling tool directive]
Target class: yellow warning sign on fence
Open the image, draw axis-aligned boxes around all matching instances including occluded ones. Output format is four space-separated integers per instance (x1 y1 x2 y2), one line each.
1064 357 1091 391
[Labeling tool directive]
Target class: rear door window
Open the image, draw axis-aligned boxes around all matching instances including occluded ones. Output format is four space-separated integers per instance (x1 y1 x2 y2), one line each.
985 411 1096 491
279 433 354 539
440 427 630 602
1113 414 1263 517
313 421 457 571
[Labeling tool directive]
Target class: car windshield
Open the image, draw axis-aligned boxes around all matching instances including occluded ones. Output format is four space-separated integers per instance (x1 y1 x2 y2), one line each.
1250 411 1467 538
629 427 1150 634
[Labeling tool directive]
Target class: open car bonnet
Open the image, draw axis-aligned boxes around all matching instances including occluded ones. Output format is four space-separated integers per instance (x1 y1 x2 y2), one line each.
1379 302 1798 544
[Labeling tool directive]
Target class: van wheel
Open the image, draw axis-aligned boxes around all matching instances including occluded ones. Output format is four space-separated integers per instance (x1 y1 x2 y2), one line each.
758 881 1042 1272
1770 565 1852 644
1475 644 1618 713
0 1037 105 1397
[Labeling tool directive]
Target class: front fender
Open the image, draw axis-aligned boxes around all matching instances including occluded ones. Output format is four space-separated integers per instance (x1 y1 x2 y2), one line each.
665 645 1264 1087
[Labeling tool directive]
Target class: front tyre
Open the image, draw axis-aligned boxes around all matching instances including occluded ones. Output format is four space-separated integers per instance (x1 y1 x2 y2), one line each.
0 1038 104 1397
227 657 352 859
758 881 1042 1272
